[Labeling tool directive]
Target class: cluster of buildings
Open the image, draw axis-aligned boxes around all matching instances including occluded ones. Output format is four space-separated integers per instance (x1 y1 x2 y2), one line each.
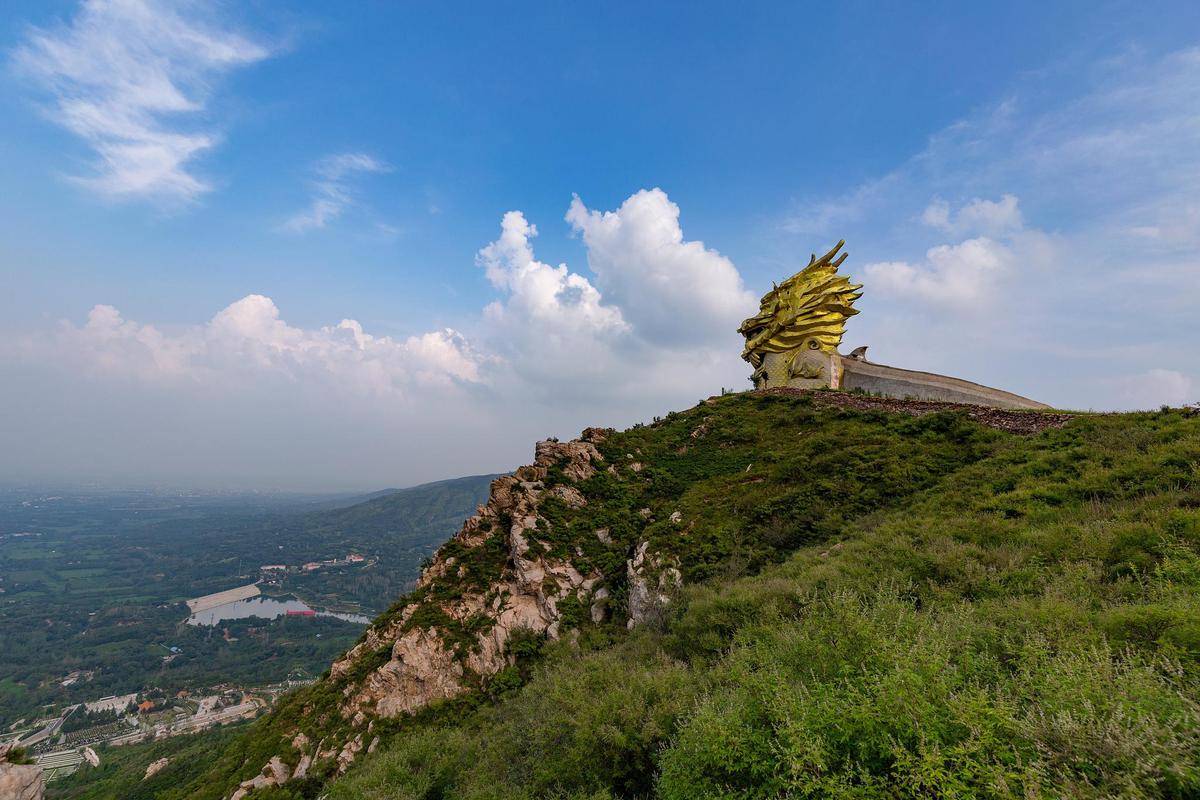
259 553 367 575
10 686 268 782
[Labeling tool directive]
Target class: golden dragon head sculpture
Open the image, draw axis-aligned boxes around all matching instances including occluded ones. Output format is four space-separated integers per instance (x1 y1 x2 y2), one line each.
738 240 862 371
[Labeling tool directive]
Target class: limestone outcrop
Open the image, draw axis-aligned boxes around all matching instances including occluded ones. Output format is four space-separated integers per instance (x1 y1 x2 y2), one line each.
234 428 634 798
229 756 290 800
333 430 608 719
626 541 682 629
0 748 43 800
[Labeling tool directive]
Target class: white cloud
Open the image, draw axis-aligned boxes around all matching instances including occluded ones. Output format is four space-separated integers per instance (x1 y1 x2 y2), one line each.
922 194 1023 236
40 295 485 397
864 237 1014 307
3 189 758 487
12 0 270 202
26 188 748 407
58 303 201 379
283 152 390 232
864 195 1042 308
920 198 951 230
474 209 634 390
476 210 625 336
565 189 756 346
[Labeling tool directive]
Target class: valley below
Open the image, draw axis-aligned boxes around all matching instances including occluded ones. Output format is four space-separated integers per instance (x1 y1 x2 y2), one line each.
0 476 494 791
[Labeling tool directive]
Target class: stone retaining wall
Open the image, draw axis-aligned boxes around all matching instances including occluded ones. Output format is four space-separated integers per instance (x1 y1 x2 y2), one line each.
839 357 1048 410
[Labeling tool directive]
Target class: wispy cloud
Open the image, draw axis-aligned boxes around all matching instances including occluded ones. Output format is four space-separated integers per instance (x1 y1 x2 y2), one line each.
283 152 390 233
775 46 1200 410
781 174 897 236
12 0 271 203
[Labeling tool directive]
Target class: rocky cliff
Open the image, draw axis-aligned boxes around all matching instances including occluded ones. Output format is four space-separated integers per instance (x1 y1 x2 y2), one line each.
331 430 611 721
226 425 691 798
0 746 43 800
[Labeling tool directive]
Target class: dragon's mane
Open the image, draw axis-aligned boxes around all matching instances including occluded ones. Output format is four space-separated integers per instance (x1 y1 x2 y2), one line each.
738 240 862 368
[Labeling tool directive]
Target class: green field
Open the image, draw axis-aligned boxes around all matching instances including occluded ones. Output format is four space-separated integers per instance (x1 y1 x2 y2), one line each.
0 475 493 727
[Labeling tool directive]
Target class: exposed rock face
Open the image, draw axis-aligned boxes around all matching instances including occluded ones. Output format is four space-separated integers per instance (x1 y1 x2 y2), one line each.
627 541 682 630
235 429 622 798
331 429 610 725
0 762 43 800
143 758 168 780
337 735 363 772
229 757 290 800
355 627 466 717
228 425 692 798
590 587 610 623
0 746 43 800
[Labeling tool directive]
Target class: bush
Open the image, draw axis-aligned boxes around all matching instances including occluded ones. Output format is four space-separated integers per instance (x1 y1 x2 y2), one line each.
329 642 694 800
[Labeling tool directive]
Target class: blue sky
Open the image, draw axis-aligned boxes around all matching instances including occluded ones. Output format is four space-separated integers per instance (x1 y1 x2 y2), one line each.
1 1 1198 490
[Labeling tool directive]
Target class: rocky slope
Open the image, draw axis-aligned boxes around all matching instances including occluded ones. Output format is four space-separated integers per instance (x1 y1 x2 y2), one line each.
0 746 43 800
171 390 1090 800
330 431 609 722
226 427 679 798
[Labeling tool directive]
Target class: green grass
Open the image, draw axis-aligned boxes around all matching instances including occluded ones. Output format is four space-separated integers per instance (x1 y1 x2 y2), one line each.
136 395 1200 800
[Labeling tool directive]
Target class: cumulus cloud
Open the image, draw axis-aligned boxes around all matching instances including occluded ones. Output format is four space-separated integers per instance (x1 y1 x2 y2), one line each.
477 210 626 338
3 189 759 487
471 192 757 398
283 153 390 233
860 195 1054 308
26 188 749 405
864 236 1015 307
565 189 756 346
12 0 270 202
41 295 485 396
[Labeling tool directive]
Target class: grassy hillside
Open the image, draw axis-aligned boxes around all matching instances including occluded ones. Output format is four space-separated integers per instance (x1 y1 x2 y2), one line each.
305 474 499 538
81 392 1200 799
330 397 1200 799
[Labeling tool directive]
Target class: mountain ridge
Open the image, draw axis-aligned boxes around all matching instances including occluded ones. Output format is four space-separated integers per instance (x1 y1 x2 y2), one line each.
56 392 1200 799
